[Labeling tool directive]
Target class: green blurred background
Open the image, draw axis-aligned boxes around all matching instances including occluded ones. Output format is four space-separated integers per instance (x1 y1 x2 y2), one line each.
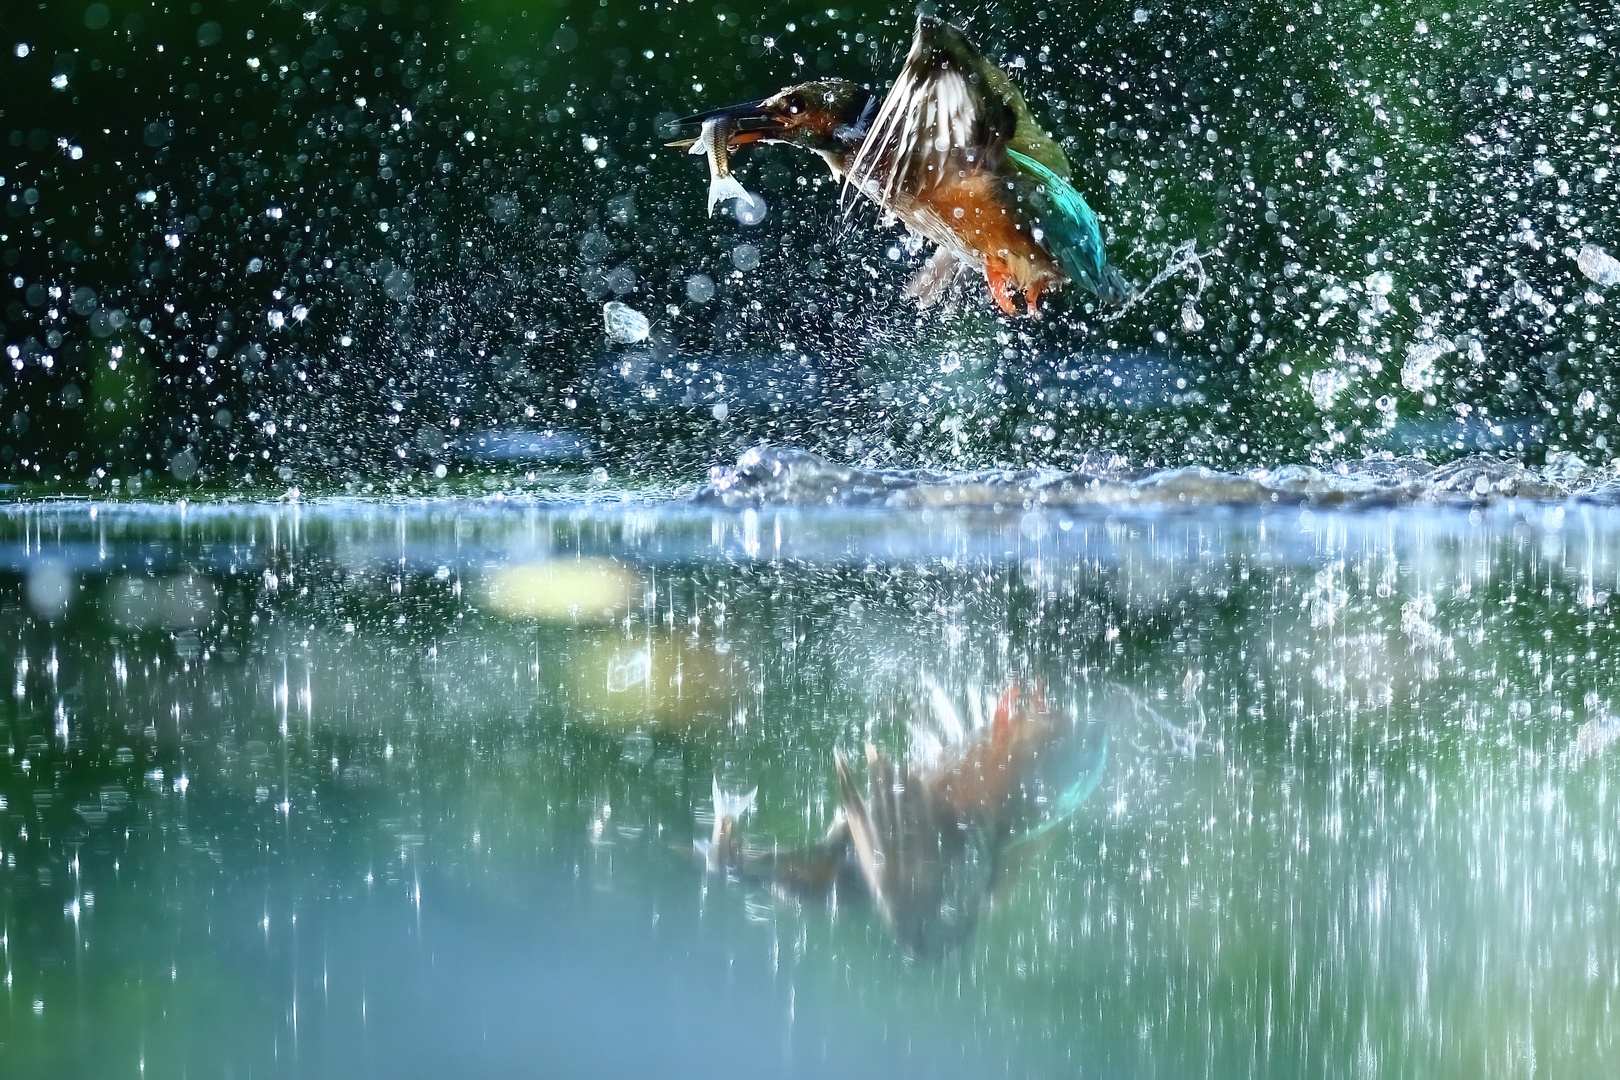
0 0 1616 491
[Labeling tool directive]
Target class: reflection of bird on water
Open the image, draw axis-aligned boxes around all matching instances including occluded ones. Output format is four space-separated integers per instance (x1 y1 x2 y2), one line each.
703 681 1109 956
669 16 1129 318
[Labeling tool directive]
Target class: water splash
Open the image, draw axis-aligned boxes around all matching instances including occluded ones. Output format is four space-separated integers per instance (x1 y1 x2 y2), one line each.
694 445 1620 510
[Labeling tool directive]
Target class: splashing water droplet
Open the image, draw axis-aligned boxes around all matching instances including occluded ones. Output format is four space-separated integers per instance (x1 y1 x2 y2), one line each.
602 301 650 344
685 274 715 303
1576 244 1620 288
732 191 768 226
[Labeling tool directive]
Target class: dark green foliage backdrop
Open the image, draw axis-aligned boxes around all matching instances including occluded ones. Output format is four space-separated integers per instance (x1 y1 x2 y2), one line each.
1 0 1616 490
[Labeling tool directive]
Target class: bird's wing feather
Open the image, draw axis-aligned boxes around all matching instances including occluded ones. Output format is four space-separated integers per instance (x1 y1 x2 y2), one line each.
835 749 889 916
999 81 1070 179
846 17 1018 208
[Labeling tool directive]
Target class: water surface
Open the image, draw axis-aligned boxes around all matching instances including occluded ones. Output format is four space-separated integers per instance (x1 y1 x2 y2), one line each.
2 471 1618 1077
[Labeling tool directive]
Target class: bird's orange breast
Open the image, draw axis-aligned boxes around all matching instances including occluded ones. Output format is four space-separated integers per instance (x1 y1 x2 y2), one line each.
930 683 1066 819
899 172 1059 290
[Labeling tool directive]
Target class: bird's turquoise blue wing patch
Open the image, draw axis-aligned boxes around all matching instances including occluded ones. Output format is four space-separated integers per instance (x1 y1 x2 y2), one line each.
1007 148 1129 305
1019 720 1108 847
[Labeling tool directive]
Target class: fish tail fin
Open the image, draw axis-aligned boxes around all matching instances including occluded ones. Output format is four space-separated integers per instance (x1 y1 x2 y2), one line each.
703 773 758 874
707 175 748 217
711 775 757 824
705 775 757 871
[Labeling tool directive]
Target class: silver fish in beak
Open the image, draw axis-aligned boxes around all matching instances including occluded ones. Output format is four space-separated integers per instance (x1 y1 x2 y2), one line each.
688 117 749 216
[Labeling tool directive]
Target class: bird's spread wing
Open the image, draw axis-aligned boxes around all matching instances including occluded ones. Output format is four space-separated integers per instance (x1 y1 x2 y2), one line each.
846 17 1020 208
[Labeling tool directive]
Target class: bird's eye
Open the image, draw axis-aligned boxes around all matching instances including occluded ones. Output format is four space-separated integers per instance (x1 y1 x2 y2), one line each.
785 94 805 115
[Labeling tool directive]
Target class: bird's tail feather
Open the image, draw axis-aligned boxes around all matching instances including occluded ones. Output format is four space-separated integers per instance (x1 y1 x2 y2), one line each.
1006 148 1130 307
1094 264 1131 307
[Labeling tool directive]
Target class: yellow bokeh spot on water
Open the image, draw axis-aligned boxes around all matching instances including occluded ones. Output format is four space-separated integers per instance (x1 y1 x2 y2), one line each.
566 631 732 727
483 559 636 623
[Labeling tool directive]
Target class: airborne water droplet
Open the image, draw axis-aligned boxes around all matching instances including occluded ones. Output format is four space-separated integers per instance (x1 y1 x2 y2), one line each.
602 301 650 344
1576 244 1620 288
732 191 768 226
685 274 715 303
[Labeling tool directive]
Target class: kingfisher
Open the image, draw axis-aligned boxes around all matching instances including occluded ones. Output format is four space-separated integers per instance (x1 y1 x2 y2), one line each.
669 15 1130 318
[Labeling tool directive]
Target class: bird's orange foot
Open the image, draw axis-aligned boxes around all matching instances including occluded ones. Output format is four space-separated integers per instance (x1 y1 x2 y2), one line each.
983 262 1020 318
1023 282 1045 321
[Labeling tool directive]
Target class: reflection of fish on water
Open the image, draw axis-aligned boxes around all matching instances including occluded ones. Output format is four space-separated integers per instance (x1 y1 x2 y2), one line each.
700 680 1111 956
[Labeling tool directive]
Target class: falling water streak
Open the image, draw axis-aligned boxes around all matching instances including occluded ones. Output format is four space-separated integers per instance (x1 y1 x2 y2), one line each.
1104 238 1215 323
2 499 1619 1073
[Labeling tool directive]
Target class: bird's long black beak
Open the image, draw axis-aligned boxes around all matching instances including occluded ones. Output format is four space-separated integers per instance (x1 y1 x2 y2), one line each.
677 97 777 128
665 98 786 148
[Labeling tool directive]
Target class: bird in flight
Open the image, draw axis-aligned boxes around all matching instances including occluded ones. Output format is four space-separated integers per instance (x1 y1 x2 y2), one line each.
670 15 1130 318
